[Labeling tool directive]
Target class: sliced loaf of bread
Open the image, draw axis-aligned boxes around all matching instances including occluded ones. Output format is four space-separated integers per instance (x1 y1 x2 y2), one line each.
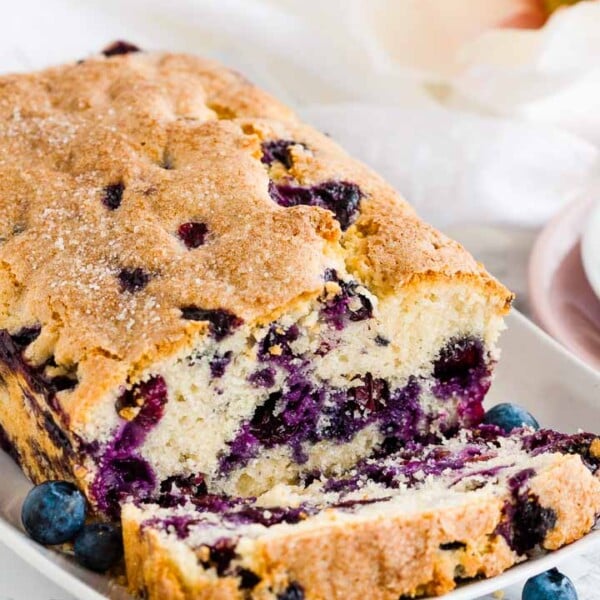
0 49 511 517
123 428 600 599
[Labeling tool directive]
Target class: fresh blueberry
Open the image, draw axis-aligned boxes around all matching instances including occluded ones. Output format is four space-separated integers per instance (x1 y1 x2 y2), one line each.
522 568 577 600
21 481 87 545
482 403 540 433
74 523 124 572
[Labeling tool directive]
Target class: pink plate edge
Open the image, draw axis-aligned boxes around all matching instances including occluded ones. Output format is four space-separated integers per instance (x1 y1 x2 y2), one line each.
527 196 600 368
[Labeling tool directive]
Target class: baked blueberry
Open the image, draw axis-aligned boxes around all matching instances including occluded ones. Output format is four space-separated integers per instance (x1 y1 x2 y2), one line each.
248 367 276 388
21 481 86 545
11 325 41 348
522 568 577 600
207 538 237 575
261 140 296 168
180 307 242 340
320 269 373 329
238 568 261 589
277 582 305 600
374 335 390 346
73 523 124 572
511 497 557 555
210 351 232 378
118 268 150 293
102 41 140 57
102 183 124 210
483 403 540 433
434 337 485 384
178 222 208 249
268 180 361 230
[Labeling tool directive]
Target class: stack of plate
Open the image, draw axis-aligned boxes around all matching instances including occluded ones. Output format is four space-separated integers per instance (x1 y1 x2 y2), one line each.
529 197 600 369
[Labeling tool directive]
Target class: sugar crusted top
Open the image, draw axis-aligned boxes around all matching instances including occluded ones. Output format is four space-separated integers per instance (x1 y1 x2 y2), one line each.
0 47 511 422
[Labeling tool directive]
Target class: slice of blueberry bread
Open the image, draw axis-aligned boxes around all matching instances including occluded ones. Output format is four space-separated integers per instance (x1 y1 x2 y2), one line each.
0 46 511 517
122 428 600 600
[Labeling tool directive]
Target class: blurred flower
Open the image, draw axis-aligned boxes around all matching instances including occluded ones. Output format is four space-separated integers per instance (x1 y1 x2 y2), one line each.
543 0 586 15
366 0 590 76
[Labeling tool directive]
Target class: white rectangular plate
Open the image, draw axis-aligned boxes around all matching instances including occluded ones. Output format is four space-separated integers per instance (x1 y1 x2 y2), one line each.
0 310 598 600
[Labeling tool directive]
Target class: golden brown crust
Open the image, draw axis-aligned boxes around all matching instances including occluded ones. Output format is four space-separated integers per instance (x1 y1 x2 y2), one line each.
123 500 510 600
242 118 511 303
530 455 600 549
256 500 511 600
0 346 80 487
0 50 512 433
122 454 600 600
123 515 242 600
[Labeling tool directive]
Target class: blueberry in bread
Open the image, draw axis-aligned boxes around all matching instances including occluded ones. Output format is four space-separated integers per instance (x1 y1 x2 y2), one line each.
122 428 600 599
0 48 512 518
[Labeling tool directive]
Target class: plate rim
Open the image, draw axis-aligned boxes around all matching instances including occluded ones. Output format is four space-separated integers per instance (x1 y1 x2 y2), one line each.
0 517 112 600
527 194 600 366
510 307 600 379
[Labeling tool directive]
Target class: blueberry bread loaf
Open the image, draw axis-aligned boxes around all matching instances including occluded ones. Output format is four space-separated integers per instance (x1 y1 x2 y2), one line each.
0 45 512 517
123 428 600 600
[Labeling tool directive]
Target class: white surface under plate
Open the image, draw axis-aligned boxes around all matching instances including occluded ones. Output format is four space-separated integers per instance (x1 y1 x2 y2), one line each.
0 311 598 600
